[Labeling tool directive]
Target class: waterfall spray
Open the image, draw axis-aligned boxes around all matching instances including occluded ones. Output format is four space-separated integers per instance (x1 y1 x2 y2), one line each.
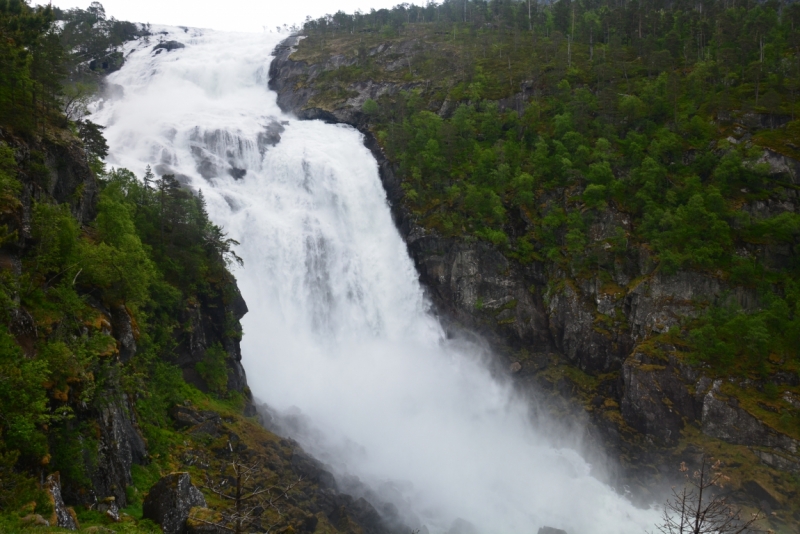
92 26 659 534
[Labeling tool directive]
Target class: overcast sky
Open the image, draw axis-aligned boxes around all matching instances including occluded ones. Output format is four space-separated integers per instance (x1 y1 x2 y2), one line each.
43 0 409 33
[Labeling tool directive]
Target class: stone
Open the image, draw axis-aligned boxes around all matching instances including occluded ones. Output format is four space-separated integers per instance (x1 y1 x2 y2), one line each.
20 514 49 527
510 361 522 373
538 528 568 534
44 472 78 530
153 40 186 52
170 405 204 429
143 473 207 534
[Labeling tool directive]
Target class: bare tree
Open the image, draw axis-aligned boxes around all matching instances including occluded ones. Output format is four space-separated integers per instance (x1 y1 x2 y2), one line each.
654 456 769 534
189 442 302 534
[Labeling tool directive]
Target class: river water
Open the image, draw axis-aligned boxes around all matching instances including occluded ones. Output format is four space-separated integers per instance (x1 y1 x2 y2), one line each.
92 26 659 534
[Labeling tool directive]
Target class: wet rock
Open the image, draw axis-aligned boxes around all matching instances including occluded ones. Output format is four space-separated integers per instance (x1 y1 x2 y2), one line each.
111 304 137 363
701 384 800 473
44 472 78 530
191 145 222 179
143 473 207 534
227 166 246 179
621 355 698 445
290 449 337 489
321 490 385 534
91 398 148 507
153 40 186 52
742 480 781 510
172 283 251 407
538 528 568 534
42 138 98 224
257 120 285 154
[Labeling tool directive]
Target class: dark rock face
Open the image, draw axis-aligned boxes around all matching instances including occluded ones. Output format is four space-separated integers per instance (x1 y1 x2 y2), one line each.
111 304 137 363
42 138 98 225
257 120 286 153
620 353 699 446
44 473 79 530
143 473 207 534
701 382 800 474
90 396 148 508
290 449 338 490
173 282 253 412
1 128 98 241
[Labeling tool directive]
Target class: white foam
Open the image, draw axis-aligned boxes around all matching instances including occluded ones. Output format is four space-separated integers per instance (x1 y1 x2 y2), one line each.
92 26 660 534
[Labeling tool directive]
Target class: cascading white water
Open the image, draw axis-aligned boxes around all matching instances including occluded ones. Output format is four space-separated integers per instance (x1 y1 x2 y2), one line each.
92 26 660 534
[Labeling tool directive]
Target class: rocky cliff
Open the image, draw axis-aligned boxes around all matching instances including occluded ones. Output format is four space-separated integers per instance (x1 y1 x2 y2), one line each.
269 34 800 526
0 123 400 533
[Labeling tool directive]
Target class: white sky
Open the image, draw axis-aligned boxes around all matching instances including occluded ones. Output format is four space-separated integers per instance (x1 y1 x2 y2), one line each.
42 0 408 33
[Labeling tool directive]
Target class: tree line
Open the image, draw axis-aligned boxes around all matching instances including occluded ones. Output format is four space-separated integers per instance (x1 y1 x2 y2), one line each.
0 1 248 524
298 0 800 396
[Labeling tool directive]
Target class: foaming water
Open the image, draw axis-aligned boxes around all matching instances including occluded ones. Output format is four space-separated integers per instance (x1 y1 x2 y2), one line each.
92 27 659 534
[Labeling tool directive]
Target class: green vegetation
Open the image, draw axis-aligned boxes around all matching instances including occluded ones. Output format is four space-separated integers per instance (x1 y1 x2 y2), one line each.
299 0 800 386
0 2 250 531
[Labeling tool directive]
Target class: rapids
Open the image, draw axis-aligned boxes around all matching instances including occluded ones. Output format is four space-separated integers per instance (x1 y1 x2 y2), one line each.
91 26 659 534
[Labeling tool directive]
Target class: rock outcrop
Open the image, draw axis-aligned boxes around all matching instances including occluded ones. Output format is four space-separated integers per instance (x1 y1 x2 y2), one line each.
44 473 79 530
143 473 207 534
0 120 256 522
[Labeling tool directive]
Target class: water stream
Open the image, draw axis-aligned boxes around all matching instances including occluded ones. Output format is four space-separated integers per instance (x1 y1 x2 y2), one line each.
92 26 659 534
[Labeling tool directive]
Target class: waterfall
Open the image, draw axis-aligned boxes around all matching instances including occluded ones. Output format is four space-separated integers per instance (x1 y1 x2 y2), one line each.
92 26 659 534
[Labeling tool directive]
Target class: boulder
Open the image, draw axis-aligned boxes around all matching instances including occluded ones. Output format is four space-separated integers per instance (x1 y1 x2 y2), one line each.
153 40 186 52
538 527 568 534
143 473 207 534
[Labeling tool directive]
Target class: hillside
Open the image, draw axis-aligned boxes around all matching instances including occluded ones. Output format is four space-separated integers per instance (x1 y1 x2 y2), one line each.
269 0 800 529
0 2 397 533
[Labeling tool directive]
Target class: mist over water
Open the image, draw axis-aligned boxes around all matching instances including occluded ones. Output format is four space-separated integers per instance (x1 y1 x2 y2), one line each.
92 27 659 534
